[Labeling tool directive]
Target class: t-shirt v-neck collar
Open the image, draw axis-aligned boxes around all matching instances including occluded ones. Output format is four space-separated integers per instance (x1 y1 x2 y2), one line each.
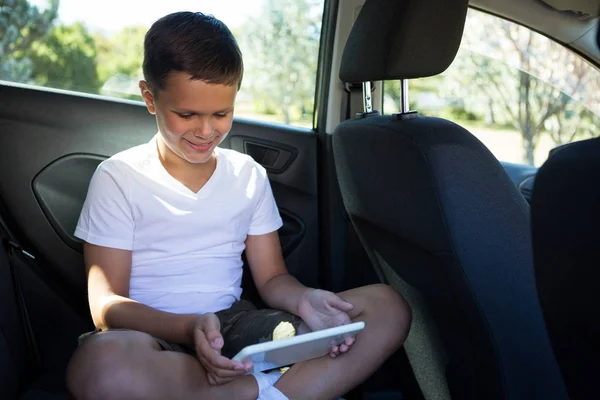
149 134 222 200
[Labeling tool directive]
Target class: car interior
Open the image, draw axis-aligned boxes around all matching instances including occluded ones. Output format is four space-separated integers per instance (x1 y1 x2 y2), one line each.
0 0 599 399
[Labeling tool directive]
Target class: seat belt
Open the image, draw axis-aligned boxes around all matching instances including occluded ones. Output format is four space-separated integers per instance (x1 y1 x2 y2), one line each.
344 82 366 120
0 215 43 376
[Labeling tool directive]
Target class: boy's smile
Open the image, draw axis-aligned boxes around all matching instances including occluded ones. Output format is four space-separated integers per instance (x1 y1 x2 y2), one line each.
139 72 238 170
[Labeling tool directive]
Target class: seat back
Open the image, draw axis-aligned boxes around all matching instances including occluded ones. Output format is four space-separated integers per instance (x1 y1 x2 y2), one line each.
531 137 600 400
333 1 568 398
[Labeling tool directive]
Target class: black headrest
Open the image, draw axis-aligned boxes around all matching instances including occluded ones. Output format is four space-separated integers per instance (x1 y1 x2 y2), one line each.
340 0 469 82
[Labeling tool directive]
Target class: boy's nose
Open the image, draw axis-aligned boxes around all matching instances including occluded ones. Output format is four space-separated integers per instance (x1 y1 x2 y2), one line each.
194 119 214 139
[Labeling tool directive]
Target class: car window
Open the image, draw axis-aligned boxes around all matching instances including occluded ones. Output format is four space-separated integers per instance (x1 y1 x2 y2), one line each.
383 8 600 166
0 0 325 129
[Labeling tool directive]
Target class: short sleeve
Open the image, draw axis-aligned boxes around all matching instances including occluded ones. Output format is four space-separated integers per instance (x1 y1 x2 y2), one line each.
247 169 283 236
74 162 134 250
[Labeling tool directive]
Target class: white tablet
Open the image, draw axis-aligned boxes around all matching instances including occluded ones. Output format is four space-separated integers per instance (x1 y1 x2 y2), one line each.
232 321 365 373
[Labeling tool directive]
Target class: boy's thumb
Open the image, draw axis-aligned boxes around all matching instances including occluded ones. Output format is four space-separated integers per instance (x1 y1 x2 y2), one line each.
203 314 223 350
208 332 224 350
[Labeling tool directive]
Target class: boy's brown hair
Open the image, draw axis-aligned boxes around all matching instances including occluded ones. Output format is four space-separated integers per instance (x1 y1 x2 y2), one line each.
142 12 244 94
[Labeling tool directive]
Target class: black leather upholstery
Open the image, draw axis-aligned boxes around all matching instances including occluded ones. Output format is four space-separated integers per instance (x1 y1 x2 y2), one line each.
0 242 74 400
532 137 600 400
333 115 568 399
0 246 29 399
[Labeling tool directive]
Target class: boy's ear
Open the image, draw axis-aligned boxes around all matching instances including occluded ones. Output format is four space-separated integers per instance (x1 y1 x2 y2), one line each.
139 81 156 114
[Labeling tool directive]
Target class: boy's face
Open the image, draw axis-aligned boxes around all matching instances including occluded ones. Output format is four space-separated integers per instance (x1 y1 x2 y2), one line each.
139 72 238 166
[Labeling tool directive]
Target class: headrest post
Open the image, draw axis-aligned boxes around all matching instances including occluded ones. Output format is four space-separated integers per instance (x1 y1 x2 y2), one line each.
362 81 373 113
400 79 409 113
392 79 418 121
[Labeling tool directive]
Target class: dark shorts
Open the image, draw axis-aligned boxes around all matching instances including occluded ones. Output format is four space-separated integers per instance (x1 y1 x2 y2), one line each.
78 300 303 359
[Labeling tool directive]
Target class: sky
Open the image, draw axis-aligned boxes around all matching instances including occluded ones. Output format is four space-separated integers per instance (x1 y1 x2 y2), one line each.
30 0 263 33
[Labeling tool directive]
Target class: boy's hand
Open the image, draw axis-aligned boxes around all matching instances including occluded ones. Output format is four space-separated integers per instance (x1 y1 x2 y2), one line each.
192 313 252 385
297 289 357 358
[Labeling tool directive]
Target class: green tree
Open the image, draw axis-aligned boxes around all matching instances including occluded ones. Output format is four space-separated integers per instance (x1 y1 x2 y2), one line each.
95 25 146 99
240 0 322 124
26 22 100 93
0 0 59 81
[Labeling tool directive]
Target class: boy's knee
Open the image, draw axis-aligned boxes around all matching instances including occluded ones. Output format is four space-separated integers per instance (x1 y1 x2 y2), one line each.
67 331 155 400
365 284 411 330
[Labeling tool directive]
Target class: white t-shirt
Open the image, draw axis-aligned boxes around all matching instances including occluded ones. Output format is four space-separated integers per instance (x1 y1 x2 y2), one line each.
75 134 283 314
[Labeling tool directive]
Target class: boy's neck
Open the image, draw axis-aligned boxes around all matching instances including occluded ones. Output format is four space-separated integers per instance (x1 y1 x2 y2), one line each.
156 138 217 190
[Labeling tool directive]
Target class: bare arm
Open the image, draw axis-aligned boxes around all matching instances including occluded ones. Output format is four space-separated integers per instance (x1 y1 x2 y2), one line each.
246 231 356 358
244 231 311 315
85 242 198 344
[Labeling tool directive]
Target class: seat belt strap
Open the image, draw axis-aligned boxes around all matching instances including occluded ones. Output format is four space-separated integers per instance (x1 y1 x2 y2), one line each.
344 82 365 120
0 215 42 374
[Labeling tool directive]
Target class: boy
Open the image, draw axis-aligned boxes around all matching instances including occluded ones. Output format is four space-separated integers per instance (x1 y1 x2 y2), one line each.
66 11 410 400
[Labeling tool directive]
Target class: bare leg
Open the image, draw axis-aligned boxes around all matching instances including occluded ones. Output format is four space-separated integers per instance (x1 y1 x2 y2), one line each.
66 330 258 400
67 284 410 400
275 284 411 400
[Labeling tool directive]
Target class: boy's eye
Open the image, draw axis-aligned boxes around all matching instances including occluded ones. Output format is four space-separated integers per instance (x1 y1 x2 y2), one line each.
214 113 228 119
177 113 194 119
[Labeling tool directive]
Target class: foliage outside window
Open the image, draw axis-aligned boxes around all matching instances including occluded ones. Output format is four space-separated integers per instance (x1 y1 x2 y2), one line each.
384 9 600 166
0 0 325 129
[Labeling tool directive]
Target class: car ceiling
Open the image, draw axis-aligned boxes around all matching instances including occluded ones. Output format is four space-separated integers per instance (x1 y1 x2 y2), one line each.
471 0 600 65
